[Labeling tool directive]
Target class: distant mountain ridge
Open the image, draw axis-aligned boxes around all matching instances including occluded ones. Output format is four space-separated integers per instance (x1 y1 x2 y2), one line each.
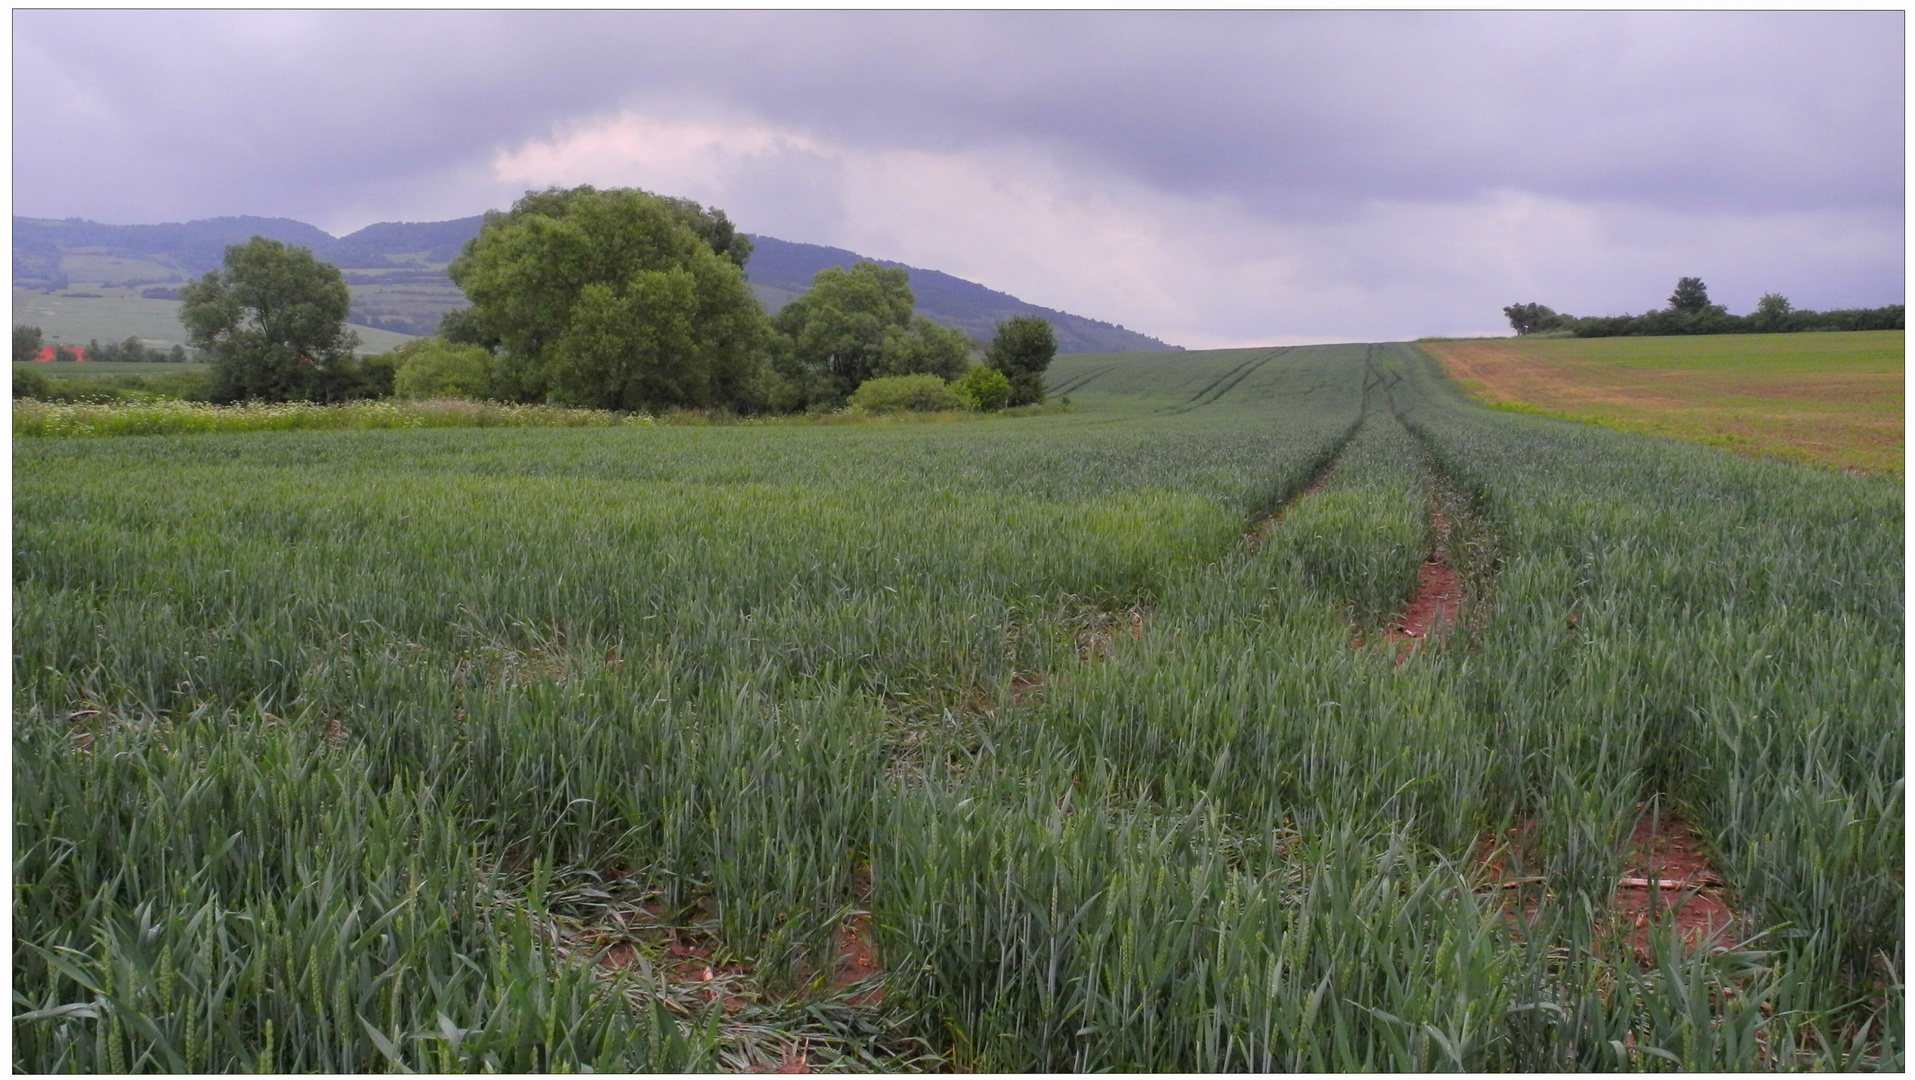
314 217 486 268
12 213 1175 353
14 216 336 290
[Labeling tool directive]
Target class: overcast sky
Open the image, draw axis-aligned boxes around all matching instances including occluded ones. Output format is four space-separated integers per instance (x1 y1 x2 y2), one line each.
13 10 1905 346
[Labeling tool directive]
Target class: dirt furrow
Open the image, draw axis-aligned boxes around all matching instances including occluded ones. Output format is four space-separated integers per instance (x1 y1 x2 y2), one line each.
1612 806 1740 955
1246 449 1341 553
1380 506 1465 661
1474 806 1742 961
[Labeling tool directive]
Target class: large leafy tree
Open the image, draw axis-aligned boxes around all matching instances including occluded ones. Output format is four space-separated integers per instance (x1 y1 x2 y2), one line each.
657 195 753 270
985 315 1057 407
447 186 769 412
879 317 974 382
770 260 979 408
179 237 359 402
771 261 915 404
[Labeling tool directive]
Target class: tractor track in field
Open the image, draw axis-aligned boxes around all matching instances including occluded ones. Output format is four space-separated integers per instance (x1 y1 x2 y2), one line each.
1175 352 1266 409
1161 346 1290 414
1371 448 1496 663
1246 436 1346 552
1006 415 1361 710
1375 503 1464 662
1385 336 1740 961
1475 804 1742 963
1195 346 1289 407
1611 805 1740 956
1048 364 1115 397
1351 346 1484 663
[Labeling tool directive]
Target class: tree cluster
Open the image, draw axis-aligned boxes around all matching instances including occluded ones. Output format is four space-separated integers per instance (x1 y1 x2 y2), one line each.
172 185 1060 415
14 325 43 363
768 260 976 411
437 187 1054 414
1505 278 1904 339
85 336 190 364
9 326 172 365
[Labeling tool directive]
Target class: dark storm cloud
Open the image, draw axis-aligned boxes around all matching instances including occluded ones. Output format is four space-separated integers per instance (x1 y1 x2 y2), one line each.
15 10 1900 225
11 10 1903 343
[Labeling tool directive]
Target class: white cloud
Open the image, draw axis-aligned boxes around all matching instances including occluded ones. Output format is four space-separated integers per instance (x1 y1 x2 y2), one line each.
492 108 851 245
488 106 1903 348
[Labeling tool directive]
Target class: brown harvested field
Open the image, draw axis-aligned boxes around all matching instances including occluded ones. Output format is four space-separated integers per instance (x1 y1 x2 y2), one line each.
1420 330 1903 475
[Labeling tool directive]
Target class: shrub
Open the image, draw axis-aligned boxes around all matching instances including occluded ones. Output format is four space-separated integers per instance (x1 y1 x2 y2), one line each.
14 368 50 399
11 369 212 403
390 338 497 399
953 365 1012 411
847 373 965 413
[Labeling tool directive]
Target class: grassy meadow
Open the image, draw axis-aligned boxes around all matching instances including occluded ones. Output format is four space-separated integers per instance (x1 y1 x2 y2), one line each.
13 361 209 381
11 398 672 438
13 290 204 352
14 343 1902 1071
12 288 418 356
1420 331 1904 475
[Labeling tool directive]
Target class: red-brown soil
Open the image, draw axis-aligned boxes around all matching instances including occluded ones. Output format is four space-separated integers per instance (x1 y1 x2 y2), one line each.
599 941 639 970
832 914 885 1006
569 879 898 1074
741 906 887 1071
764 1044 811 1073
1475 811 1739 960
1612 810 1738 955
1473 821 1548 928
1379 509 1464 662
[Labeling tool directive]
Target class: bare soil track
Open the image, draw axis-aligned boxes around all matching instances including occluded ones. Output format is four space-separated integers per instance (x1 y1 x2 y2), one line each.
1381 506 1464 661
1475 807 1741 961
1612 808 1739 955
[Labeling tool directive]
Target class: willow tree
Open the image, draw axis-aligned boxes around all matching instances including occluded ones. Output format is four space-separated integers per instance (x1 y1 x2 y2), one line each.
447 186 769 412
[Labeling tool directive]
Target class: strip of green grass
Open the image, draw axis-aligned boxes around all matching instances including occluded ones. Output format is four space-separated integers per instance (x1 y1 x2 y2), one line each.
15 360 209 380
1491 329 1902 372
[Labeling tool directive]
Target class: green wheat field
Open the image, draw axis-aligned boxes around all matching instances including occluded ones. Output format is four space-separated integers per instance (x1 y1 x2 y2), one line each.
13 343 1902 1071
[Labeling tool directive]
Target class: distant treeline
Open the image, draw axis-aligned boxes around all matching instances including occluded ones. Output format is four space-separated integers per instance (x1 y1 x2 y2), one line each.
1505 277 1903 338
12 326 193 366
86 335 192 364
